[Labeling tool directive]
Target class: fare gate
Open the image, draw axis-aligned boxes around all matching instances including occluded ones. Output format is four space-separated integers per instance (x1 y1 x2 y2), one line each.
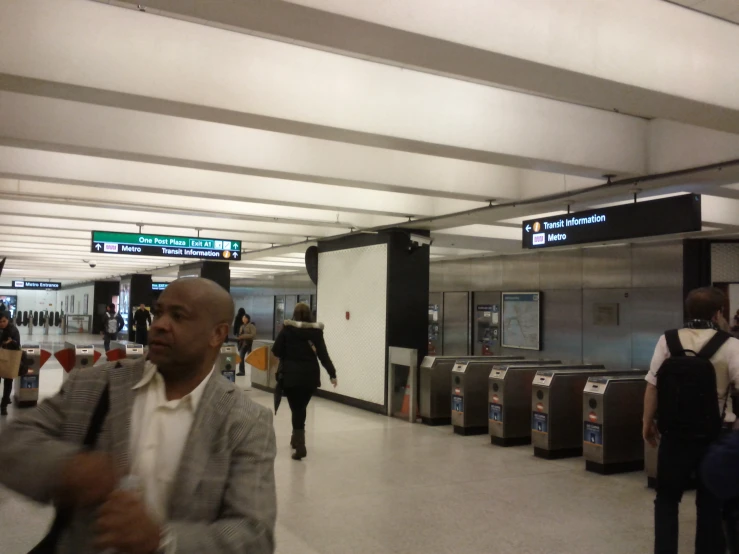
216 344 239 383
106 341 145 362
582 373 648 474
531 368 644 459
13 344 52 407
420 355 522 426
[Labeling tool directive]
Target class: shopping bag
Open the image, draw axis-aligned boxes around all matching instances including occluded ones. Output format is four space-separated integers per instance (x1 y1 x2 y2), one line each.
0 349 23 379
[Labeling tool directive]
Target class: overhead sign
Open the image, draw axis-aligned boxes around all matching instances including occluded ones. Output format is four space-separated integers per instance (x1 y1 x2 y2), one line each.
12 280 61 290
91 231 241 261
152 283 168 291
522 194 701 249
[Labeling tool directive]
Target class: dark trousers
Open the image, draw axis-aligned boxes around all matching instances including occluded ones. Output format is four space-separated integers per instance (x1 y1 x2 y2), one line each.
103 333 116 352
135 329 148 346
1 378 12 404
238 345 250 375
655 436 725 554
284 387 315 431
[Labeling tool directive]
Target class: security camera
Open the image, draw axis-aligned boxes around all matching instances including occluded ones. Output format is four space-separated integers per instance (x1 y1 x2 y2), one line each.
89 262 97 268
410 233 433 247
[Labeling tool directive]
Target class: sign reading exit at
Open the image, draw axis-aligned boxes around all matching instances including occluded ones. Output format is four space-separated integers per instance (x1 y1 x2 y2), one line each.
91 231 241 261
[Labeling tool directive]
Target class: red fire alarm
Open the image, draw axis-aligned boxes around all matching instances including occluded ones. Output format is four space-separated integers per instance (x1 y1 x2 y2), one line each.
346 312 350 320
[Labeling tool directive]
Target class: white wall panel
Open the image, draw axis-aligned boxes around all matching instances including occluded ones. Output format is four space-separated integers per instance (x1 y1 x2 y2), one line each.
0 288 59 315
317 244 387 405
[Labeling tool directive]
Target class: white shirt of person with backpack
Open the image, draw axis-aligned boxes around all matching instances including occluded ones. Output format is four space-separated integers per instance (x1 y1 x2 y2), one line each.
644 308 739 444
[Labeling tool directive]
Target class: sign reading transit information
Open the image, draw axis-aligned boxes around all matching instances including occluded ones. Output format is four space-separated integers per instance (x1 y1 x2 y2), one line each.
91 231 241 261
521 194 701 249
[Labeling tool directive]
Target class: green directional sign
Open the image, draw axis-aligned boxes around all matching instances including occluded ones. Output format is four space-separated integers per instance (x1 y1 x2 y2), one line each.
91 231 241 261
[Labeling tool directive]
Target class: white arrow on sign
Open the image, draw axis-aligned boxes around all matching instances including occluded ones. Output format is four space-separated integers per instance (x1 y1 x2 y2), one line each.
525 225 531 233
232 252 239 259
95 243 102 250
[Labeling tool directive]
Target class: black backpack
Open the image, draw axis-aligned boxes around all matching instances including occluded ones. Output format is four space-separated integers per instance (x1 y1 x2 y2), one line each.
657 329 731 440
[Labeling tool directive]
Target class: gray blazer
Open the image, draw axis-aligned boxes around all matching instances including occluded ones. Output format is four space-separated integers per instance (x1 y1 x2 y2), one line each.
0 358 277 554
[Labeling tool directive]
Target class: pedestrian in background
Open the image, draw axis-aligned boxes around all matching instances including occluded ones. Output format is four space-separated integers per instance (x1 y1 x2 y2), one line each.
0 311 21 416
101 303 124 351
133 303 152 345
237 314 257 377
234 307 246 338
272 303 337 460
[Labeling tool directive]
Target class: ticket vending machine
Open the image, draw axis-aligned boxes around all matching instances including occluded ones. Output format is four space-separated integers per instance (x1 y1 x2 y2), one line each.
13 344 52 408
473 293 501 356
55 343 101 381
217 344 239 384
106 341 145 362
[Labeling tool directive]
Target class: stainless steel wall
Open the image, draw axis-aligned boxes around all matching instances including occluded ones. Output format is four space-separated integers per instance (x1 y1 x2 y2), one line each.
442 291 470 356
431 243 683 369
232 285 316 341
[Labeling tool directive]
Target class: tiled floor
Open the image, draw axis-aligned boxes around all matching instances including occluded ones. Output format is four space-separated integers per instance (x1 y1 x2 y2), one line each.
0 337 697 553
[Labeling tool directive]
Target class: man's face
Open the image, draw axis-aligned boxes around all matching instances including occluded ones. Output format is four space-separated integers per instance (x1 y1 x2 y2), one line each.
0 317 8 330
148 285 225 371
140 304 146 310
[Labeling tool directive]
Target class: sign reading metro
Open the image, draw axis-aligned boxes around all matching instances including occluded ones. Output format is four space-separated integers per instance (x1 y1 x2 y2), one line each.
90 231 241 261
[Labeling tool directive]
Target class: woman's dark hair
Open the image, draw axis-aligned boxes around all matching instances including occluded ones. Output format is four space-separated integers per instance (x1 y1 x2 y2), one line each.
685 287 726 321
243 313 251 323
293 303 313 323
107 303 115 311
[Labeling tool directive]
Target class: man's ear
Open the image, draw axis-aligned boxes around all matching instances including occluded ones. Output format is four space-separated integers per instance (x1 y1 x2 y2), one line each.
211 322 229 347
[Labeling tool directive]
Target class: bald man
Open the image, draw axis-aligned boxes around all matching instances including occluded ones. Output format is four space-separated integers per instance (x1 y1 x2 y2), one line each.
0 278 277 554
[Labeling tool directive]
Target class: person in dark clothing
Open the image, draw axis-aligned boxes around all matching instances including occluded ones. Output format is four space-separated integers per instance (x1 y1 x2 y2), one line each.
703 430 739 552
237 314 257 376
234 307 246 338
644 287 739 554
272 303 337 460
0 312 21 415
133 303 152 345
101 303 124 351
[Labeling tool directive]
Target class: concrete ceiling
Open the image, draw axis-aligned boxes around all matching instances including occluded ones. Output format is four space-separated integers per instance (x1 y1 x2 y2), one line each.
0 0 738 287
669 0 739 24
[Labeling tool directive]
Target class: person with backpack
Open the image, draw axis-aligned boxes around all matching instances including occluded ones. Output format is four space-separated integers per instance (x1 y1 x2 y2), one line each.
643 287 739 554
101 303 124 351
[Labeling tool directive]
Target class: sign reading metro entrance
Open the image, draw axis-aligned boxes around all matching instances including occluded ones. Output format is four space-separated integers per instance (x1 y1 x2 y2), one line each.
521 194 701 249
12 281 61 290
91 231 241 261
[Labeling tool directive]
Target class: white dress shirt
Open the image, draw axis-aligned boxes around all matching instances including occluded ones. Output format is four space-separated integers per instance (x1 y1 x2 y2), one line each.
129 362 213 524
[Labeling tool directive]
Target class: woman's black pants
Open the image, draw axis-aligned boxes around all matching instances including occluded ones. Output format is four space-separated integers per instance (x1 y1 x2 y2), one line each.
284 387 315 431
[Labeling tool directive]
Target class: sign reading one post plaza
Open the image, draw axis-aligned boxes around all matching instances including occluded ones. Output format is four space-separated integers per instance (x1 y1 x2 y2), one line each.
91 231 241 260
522 194 701 249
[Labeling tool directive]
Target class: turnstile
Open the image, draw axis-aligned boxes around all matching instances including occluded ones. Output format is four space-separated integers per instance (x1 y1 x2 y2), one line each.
490 363 603 446
583 374 647 474
13 344 51 408
107 341 145 362
217 344 239 383
250 340 278 391
420 355 522 426
531 368 642 459
57 342 99 382
452 358 531 435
